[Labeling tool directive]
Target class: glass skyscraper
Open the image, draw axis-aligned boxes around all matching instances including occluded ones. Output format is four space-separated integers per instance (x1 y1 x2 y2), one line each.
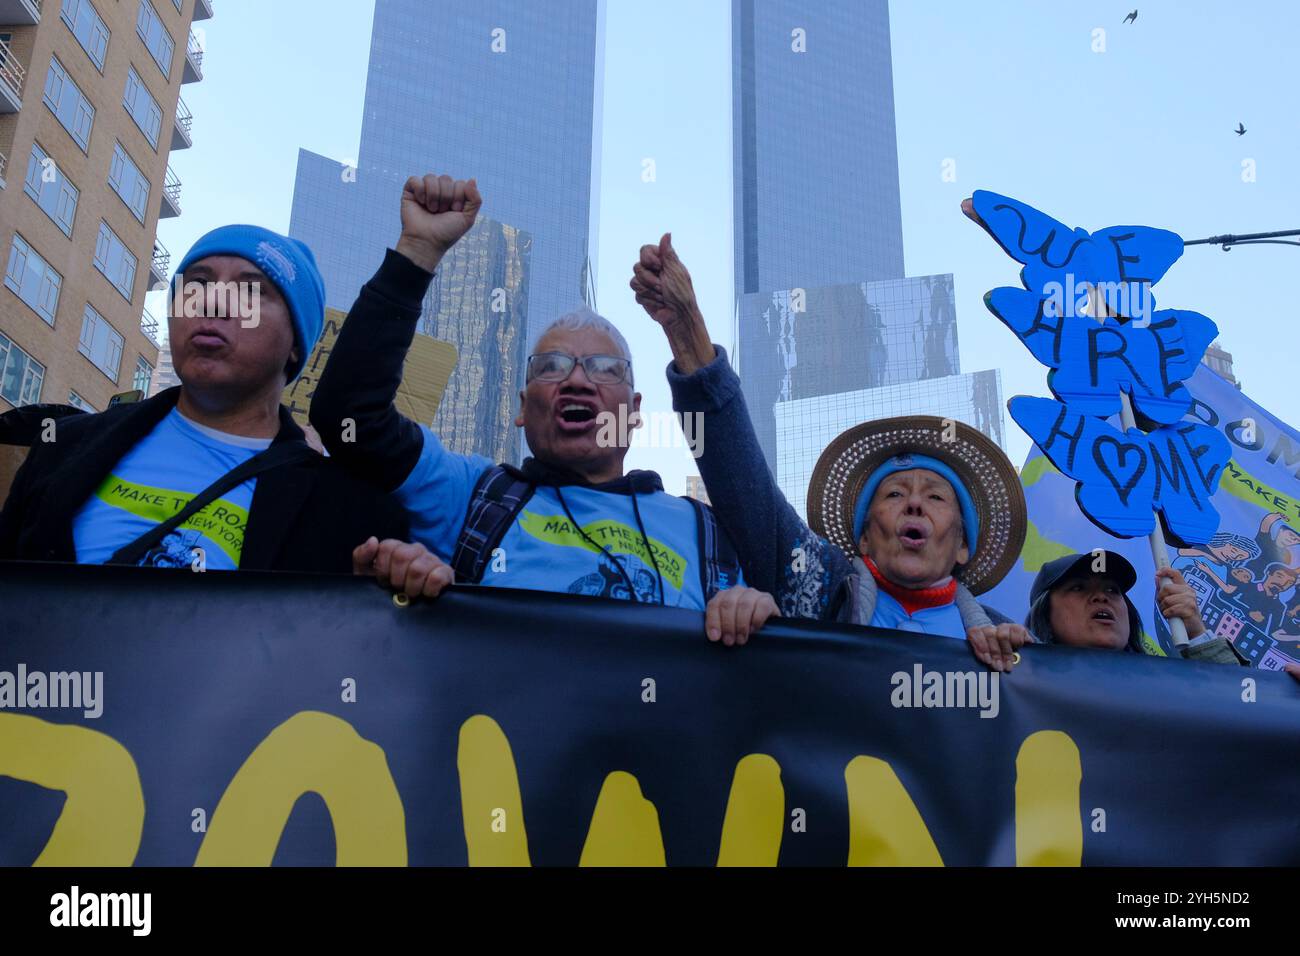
732 0 905 299
732 0 1005 483
738 274 961 467
775 370 1006 522
289 0 605 463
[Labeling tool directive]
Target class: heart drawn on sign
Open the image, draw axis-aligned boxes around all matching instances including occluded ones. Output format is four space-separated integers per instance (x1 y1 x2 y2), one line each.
1093 436 1148 507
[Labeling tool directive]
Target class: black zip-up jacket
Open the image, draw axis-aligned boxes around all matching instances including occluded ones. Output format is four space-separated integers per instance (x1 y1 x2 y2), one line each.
0 387 408 571
309 249 434 491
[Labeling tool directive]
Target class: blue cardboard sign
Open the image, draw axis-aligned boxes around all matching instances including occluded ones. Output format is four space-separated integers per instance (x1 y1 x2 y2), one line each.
1008 395 1232 545
969 190 1185 323
984 287 1218 424
969 190 1230 543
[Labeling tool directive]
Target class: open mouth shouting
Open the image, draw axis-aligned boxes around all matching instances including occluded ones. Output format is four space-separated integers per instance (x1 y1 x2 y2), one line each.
897 519 930 551
556 400 600 434
1091 607 1117 625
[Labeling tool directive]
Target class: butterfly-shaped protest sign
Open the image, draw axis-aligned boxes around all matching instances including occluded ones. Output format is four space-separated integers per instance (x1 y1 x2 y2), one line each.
968 190 1183 321
968 190 1219 425
983 288 1217 424
1008 395 1230 546
966 190 1230 549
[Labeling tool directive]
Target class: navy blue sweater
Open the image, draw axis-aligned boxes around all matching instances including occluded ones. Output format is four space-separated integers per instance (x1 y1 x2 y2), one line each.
667 346 857 622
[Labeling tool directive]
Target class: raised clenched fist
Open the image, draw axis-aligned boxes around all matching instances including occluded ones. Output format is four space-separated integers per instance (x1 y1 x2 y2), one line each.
395 173 483 273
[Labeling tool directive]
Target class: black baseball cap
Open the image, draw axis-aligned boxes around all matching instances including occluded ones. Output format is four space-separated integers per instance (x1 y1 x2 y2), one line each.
1029 551 1138 606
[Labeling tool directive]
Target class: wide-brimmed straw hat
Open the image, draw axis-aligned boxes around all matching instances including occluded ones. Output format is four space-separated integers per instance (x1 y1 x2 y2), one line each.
806 415 1027 595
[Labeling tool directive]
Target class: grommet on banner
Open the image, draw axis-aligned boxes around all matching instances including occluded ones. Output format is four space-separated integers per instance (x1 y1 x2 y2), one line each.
393 592 410 608
1012 652 1021 665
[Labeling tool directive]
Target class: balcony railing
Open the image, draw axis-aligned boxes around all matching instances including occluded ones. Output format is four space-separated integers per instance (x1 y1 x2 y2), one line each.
150 239 171 287
160 164 182 217
193 0 213 21
175 97 192 135
0 35 26 110
171 95 193 148
0 149 7 188
182 30 204 82
140 309 162 350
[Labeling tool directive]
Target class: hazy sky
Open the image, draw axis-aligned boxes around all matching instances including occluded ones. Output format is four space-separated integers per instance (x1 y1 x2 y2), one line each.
157 0 1296 494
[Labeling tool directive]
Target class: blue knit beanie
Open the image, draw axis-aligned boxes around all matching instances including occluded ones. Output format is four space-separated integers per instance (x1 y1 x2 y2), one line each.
172 225 325 382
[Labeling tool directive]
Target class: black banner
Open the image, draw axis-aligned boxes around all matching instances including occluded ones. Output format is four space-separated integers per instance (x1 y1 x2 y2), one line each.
1 561 1297 866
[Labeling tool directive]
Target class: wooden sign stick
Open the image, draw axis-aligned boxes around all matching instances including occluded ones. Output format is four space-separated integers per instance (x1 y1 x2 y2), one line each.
1088 284 1190 649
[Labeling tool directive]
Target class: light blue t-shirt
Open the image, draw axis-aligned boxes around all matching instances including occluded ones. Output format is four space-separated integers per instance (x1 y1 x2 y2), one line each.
397 427 740 609
71 409 272 569
869 589 967 639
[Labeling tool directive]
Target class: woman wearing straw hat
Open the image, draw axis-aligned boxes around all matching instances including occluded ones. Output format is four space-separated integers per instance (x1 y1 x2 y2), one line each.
631 235 1031 670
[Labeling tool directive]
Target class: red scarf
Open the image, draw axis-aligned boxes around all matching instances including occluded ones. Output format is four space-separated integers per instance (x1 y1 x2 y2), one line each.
864 557 957 617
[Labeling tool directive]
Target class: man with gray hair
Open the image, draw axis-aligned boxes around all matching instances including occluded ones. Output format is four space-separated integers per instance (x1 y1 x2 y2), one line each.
312 173 769 641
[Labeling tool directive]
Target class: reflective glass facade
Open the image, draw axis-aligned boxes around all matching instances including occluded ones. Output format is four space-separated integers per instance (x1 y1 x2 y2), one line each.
292 155 531 464
289 0 604 464
738 274 961 470
774 370 1006 521
420 216 532 464
732 0 904 298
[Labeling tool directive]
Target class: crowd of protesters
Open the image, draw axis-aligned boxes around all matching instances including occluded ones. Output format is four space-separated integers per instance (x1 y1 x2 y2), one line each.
1 171 1295 683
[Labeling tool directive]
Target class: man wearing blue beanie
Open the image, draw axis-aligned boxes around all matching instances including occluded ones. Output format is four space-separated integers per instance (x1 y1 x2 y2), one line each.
0 225 409 574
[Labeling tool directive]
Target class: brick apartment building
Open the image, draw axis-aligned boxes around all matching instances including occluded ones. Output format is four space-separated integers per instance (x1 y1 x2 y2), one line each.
0 0 210 494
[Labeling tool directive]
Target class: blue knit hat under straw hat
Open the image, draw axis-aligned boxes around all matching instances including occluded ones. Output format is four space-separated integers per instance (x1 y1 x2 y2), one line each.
805 415 1027 595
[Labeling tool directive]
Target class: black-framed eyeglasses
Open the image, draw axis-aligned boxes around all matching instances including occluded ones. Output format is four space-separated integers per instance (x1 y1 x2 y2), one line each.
526 352 631 385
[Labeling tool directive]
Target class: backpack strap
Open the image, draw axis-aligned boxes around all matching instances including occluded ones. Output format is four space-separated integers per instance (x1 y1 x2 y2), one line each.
687 497 743 601
451 465 536 584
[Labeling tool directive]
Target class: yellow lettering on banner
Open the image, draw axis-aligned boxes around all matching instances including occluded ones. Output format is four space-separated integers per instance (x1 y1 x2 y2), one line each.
195 711 406 866
716 754 784 866
1015 730 1082 866
0 714 143 866
579 771 666 866
458 715 531 866
845 756 944 866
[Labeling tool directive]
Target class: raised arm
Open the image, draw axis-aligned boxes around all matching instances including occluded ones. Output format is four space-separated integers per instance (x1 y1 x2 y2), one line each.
310 174 483 492
630 235 851 620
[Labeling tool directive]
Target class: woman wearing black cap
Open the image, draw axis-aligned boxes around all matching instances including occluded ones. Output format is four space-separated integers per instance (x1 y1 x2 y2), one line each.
1024 551 1243 664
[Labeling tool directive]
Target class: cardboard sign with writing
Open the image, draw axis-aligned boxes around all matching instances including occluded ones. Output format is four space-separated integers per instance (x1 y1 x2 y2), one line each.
282 308 458 442
968 191 1229 544
1009 395 1230 545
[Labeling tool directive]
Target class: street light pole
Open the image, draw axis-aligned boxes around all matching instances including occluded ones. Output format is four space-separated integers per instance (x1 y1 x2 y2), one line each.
1184 229 1300 251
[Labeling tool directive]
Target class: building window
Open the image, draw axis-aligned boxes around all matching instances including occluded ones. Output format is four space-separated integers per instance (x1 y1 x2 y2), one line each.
107 142 150 223
133 355 154 393
42 57 96 153
93 222 138 302
79 304 124 382
23 142 80 237
136 0 174 78
123 66 163 149
68 389 95 411
60 0 111 72
4 234 63 326
0 332 46 407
